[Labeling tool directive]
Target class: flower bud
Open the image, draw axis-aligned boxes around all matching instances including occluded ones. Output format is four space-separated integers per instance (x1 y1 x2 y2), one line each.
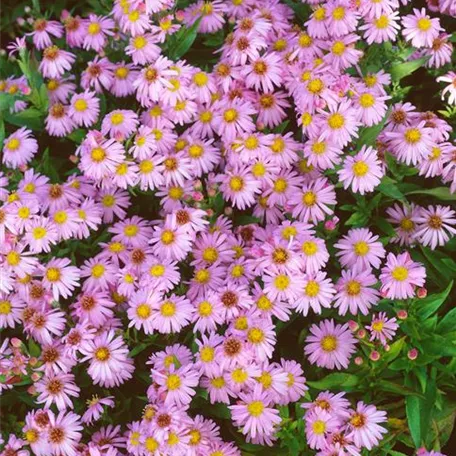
24 6 31 13
348 320 359 332
408 348 418 360
175 10 185 21
207 188 216 197
17 17 25 26
224 207 233 216
384 344 391 352
11 338 22 348
417 287 427 299
31 372 41 382
354 356 363 366
206 209 214 217
370 351 380 361
397 309 408 320
357 329 366 339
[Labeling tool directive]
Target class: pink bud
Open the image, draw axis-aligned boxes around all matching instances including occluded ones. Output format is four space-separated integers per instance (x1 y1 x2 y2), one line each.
370 351 380 361
354 356 363 366
18 164 28 172
11 338 22 348
408 348 418 360
417 287 427 299
384 344 391 352
192 191 203 202
397 309 408 320
69 155 79 164
175 10 185 21
380 289 388 298
324 220 337 231
224 207 233 216
348 320 359 332
31 372 41 382
17 17 25 26
29 357 38 366
27 385 37 395
60 9 70 20
206 209 214 217
207 188 216 198
357 329 366 339
193 180 202 191
256 122 265 130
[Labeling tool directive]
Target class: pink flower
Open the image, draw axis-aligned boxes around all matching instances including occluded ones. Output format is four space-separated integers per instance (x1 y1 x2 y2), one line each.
2 128 38 169
402 8 442 48
229 385 281 446
380 252 426 299
305 319 358 370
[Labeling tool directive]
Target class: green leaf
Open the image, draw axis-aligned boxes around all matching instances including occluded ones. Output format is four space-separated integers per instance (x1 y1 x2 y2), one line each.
4 107 44 130
390 56 429 82
437 307 456 334
421 335 456 357
168 17 202 60
345 211 369 226
406 394 422 447
129 343 150 357
417 281 453 320
406 187 456 201
0 92 20 111
383 337 405 363
377 380 421 397
377 179 405 201
307 373 359 390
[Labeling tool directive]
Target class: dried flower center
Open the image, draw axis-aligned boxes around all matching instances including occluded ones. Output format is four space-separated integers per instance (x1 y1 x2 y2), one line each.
428 215 442 229
224 337 242 356
221 291 238 307
350 413 367 428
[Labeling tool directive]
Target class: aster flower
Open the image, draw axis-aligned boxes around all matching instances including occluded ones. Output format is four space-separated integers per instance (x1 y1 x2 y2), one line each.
2 128 38 169
346 402 387 450
30 18 64 50
437 72 456 106
335 228 386 270
35 371 80 411
41 258 80 301
219 165 261 210
338 146 384 195
39 46 76 79
334 268 380 316
402 8 442 48
305 319 358 370
68 91 100 127
79 330 135 387
82 395 115 424
367 312 399 345
305 408 341 450
414 205 456 249
153 364 200 408
380 252 426 299
46 411 83 456
229 385 281 445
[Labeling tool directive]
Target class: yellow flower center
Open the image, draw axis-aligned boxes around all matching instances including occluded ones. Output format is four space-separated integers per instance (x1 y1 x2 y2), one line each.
346 280 361 295
321 335 337 352
33 227 47 239
200 346 215 362
328 113 345 129
247 327 265 344
198 300 213 317
6 251 20 266
229 176 244 191
417 18 431 32
302 191 317 206
224 108 238 122
0 301 12 314
149 264 165 277
354 241 369 256
161 301 176 317
91 264 105 279
274 274 290 290
166 374 181 390
247 401 264 417
7 138 21 151
91 147 106 163
312 420 326 434
74 99 88 112
136 304 151 319
307 78 324 95
352 161 369 177
161 230 175 245
404 128 421 144
88 22 101 35
332 41 345 56
392 266 408 281
359 93 375 108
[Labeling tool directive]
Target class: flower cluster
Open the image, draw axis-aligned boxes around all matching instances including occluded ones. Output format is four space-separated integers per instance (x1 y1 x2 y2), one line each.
0 0 455 455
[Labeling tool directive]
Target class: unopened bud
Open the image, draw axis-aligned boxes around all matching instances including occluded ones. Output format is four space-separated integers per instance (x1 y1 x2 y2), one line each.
357 329 366 339
24 6 31 13
348 320 359 331
192 191 203 202
17 17 25 26
384 344 391 352
175 10 185 21
397 309 408 320
370 351 380 361
11 338 22 348
408 348 418 360
31 372 41 382
417 287 427 299
224 207 233 216
27 385 37 395
354 356 363 366
207 188 216 198
206 209 214 217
